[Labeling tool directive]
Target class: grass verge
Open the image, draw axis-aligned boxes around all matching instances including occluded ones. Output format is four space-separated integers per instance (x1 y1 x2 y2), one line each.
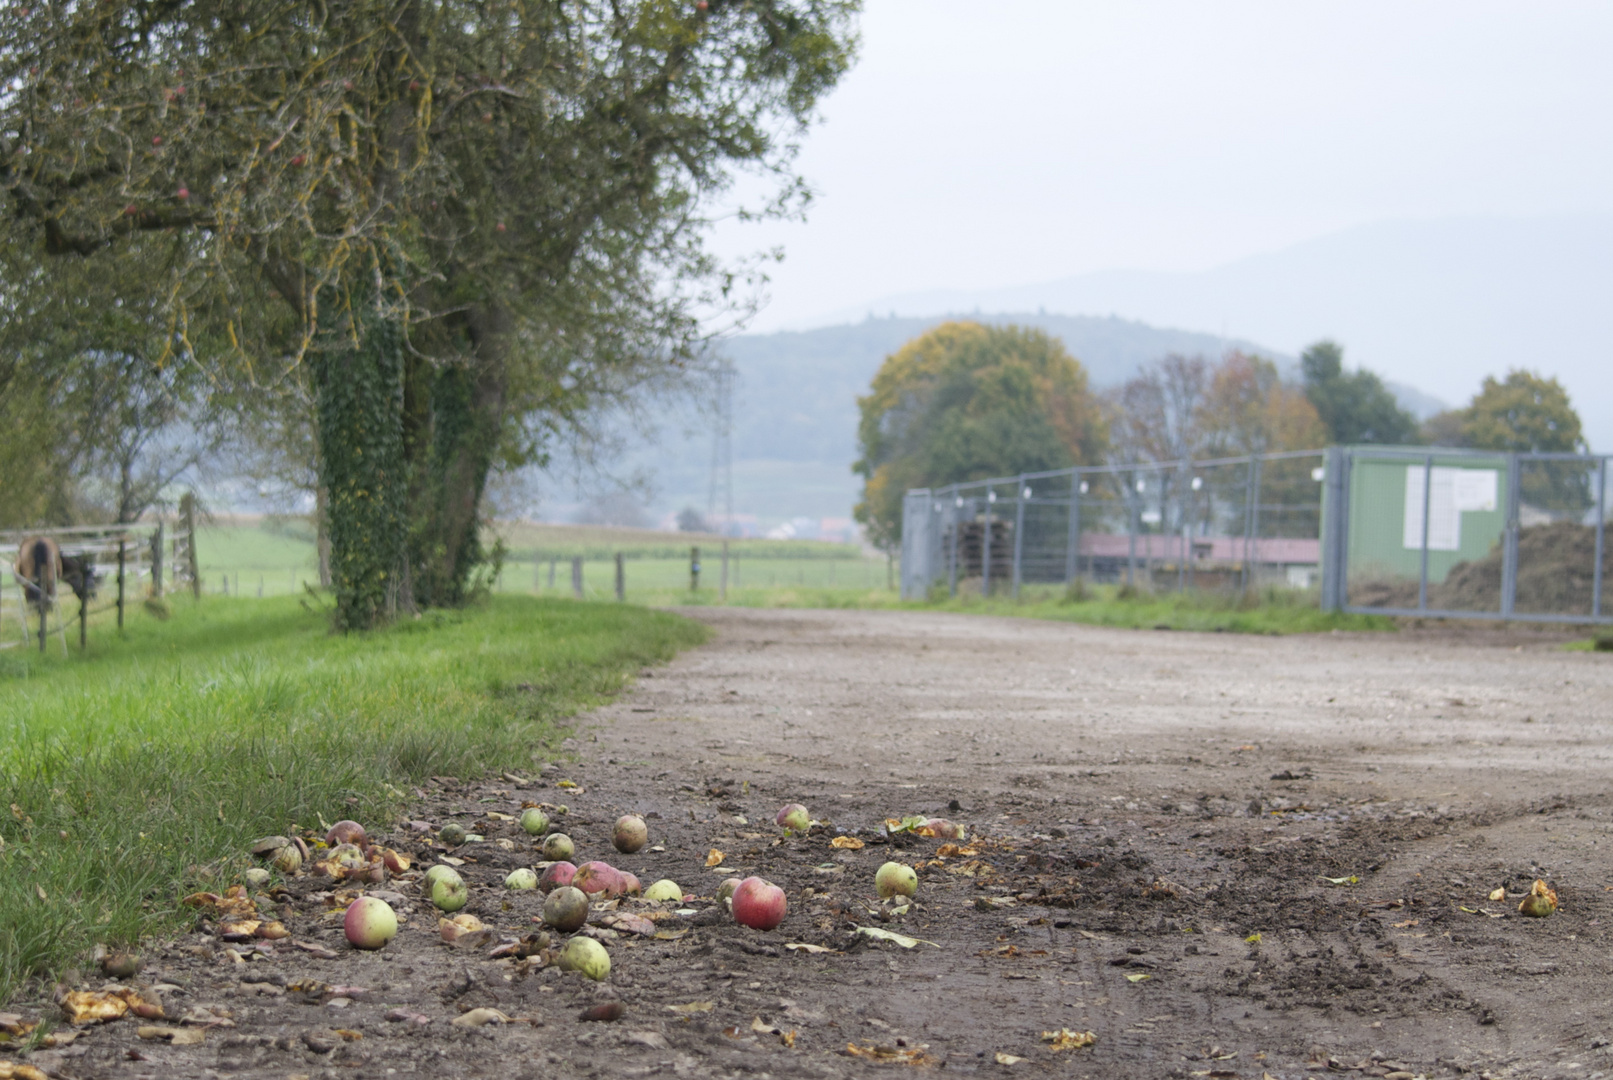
0 595 705 1002
639 581 1393 634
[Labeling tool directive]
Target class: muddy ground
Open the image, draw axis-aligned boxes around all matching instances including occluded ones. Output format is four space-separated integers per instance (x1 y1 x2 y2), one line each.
11 608 1613 1080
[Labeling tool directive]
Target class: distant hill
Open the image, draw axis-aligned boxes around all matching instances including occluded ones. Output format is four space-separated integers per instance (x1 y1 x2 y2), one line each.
573 313 1441 526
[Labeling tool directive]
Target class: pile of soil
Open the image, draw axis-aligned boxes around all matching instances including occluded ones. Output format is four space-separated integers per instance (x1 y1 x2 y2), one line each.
1351 521 1611 615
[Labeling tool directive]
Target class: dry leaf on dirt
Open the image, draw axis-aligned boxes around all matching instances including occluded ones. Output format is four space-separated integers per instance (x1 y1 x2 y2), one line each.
0 1061 51 1080
705 849 725 867
830 836 865 850
1042 1028 1097 1050
182 887 257 920
845 1042 932 1064
995 1052 1025 1065
1392 919 1419 929
936 843 980 858
450 1008 512 1027
1125 973 1151 983
855 926 940 949
665 1001 715 1014
602 913 658 937
0 1015 36 1037
136 1025 205 1045
293 941 340 959
784 943 839 955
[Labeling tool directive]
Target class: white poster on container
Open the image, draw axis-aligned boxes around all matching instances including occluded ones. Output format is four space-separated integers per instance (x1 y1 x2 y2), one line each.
1403 466 1499 551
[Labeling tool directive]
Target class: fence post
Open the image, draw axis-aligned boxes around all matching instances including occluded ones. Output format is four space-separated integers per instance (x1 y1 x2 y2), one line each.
1501 453 1520 619
615 552 625 602
1011 476 1026 599
690 546 700 592
182 492 200 599
948 487 960 598
152 520 164 597
1594 457 1606 622
79 592 88 651
1065 472 1081 583
1126 475 1138 588
1248 454 1263 590
982 488 994 596
116 539 126 631
720 540 729 602
1320 446 1348 611
569 557 583 599
1417 453 1434 611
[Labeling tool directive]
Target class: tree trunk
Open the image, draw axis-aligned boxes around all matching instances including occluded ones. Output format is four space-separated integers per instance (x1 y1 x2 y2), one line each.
310 302 408 630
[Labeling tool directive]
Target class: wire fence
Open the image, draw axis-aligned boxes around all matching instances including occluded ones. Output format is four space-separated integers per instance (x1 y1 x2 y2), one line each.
903 445 1613 626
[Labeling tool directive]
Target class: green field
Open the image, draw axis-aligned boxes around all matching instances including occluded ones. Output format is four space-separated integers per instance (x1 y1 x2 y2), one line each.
0 595 704 1001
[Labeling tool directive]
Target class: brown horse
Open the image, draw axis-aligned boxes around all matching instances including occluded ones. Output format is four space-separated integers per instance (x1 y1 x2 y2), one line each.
14 536 63 652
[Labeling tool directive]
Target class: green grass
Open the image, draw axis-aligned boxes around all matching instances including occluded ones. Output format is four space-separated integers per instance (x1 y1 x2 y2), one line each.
0 594 705 1001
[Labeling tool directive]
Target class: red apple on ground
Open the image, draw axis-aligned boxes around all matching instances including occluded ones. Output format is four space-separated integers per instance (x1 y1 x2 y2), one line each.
573 861 623 896
326 820 367 848
538 861 576 892
731 876 787 931
775 804 810 832
343 896 398 949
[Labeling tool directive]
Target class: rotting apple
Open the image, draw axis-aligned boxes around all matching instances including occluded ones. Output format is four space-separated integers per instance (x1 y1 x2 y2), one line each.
875 861 918 900
326 820 367 848
542 886 590 933
557 935 610 980
731 876 787 931
520 807 550 836
775 804 810 832
430 872 469 912
438 822 467 847
343 896 398 950
643 879 683 903
572 861 623 897
424 864 459 889
541 833 575 862
717 876 744 904
537 861 577 892
612 814 648 854
505 868 539 890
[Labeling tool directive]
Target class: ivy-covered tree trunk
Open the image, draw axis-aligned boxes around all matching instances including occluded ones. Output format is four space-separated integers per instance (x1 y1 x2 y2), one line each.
311 305 409 631
403 306 507 609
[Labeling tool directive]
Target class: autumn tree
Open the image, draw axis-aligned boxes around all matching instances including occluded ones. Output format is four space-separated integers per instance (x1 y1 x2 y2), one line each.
853 321 1108 551
1299 339 1419 445
1424 369 1588 510
1105 353 1211 464
1 0 858 628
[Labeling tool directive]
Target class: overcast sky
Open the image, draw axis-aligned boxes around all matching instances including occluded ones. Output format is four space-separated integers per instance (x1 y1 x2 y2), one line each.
712 2 1613 334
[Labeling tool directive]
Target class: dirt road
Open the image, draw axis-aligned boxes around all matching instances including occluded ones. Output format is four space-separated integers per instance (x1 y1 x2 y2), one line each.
30 608 1613 1079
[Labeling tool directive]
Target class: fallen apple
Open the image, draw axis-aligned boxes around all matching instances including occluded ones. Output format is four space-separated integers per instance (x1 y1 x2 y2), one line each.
326 819 367 848
520 807 550 836
717 876 744 904
541 833 575 862
557 935 610 981
439 913 485 942
424 863 460 889
431 872 469 912
612 814 648 854
242 867 271 888
875 861 918 900
270 843 303 875
439 822 467 846
731 876 787 931
918 818 966 840
344 896 398 950
776 804 811 832
505 868 539 890
643 879 683 903
573 861 623 897
542 886 590 932
619 871 642 897
537 861 577 892
100 951 141 978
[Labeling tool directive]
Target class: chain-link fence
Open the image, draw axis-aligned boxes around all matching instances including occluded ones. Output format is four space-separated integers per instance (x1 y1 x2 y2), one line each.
902 449 1328 601
902 445 1613 626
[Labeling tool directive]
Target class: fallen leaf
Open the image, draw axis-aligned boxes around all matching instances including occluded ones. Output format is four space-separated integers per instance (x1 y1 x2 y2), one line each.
705 849 725 868
602 913 657 937
292 941 340 959
557 779 578 789
484 811 514 821
136 1025 205 1045
1459 906 1480 914
995 1052 1025 1065
59 988 158 1026
625 1031 671 1049
936 843 980 858
1322 875 1360 886
830 836 865 850
751 1016 777 1034
384 1008 432 1025
34 885 46 902
855 926 940 949
0 1014 37 1037
845 1042 932 1064
784 942 839 955
1392 919 1420 929
0 1064 51 1080
334 1029 363 1040
1042 1028 1097 1050
177 1005 234 1027
665 1001 715 1014
451 1008 511 1028
1488 887 1507 902
1125 973 1151 983
1243 933 1262 944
